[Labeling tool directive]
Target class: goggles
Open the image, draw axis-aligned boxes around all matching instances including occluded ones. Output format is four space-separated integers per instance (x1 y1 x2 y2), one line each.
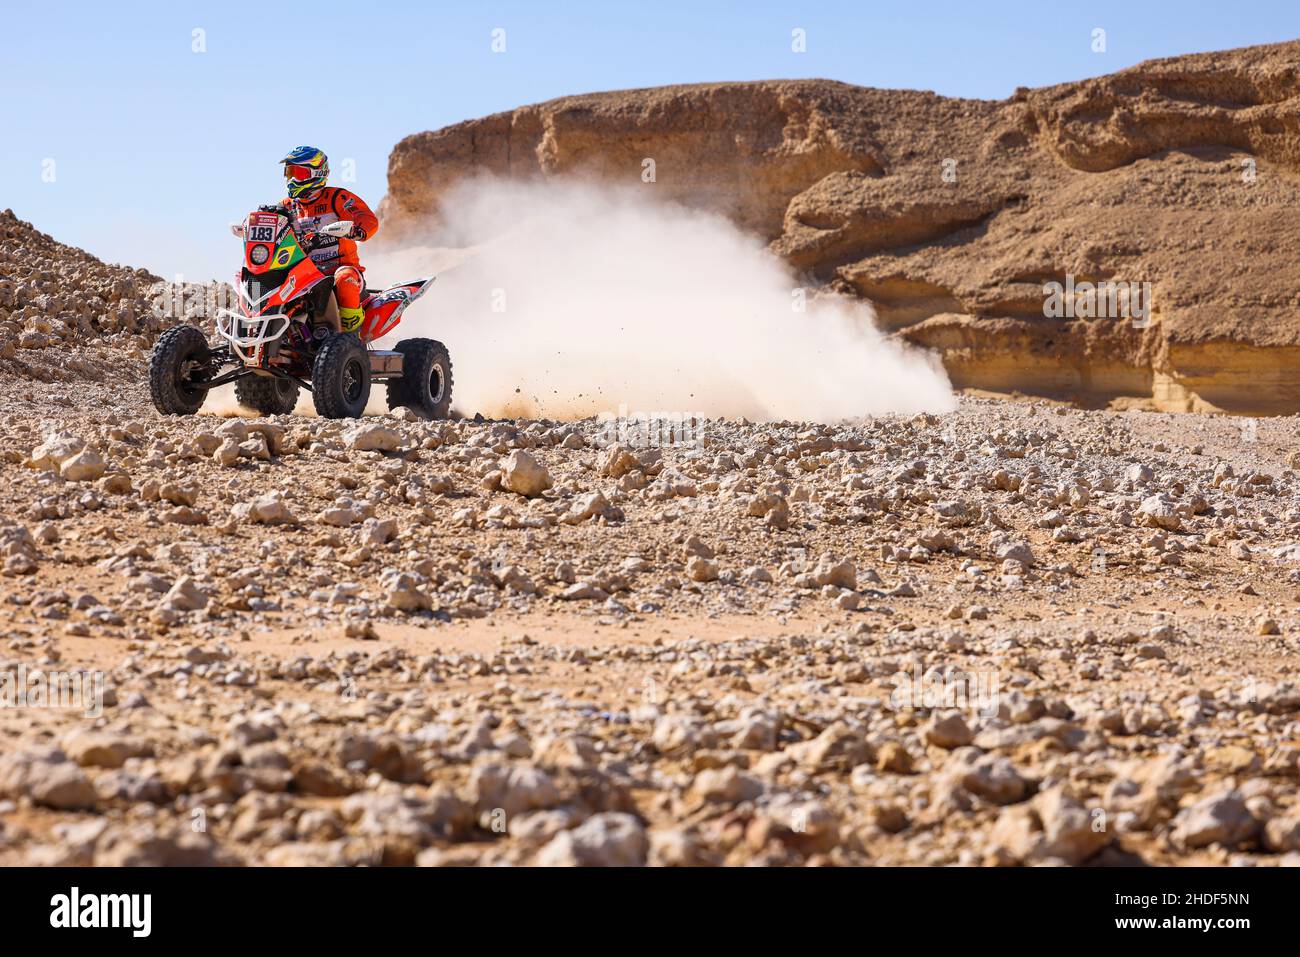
284 163 321 182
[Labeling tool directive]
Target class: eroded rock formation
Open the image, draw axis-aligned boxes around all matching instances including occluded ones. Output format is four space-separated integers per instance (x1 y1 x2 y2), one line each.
383 41 1300 414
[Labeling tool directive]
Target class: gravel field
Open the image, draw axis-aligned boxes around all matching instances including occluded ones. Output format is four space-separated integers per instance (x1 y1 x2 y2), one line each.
2 357 1299 867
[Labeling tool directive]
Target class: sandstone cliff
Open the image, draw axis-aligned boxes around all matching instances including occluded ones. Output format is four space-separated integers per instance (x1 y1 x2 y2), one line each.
383 42 1300 414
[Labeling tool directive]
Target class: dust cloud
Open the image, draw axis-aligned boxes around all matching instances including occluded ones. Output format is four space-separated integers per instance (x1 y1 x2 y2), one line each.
375 178 954 422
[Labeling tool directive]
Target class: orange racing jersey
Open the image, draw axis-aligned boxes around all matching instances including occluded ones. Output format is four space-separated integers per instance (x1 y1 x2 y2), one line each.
280 186 379 275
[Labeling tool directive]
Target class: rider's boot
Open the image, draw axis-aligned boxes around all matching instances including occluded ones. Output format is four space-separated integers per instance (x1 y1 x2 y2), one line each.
339 306 364 332
335 265 366 335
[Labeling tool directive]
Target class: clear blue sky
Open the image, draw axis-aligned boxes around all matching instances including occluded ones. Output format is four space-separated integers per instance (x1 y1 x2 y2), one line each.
2 0 1296 282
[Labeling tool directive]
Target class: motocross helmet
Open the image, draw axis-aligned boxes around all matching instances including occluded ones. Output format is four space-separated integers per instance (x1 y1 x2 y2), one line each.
282 146 329 200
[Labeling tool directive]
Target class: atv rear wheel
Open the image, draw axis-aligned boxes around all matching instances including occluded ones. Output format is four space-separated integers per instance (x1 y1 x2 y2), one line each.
312 332 370 419
387 338 453 420
235 375 299 416
149 325 212 416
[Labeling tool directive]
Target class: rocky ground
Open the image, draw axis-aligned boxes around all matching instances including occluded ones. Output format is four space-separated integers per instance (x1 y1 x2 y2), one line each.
4 204 1300 868
2 346 1300 867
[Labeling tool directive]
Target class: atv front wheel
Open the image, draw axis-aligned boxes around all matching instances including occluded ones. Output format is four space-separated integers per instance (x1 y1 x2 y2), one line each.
235 375 299 416
312 333 370 419
387 338 453 420
149 325 212 416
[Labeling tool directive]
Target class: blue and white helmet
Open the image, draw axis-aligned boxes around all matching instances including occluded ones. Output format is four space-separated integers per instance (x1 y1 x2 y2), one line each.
282 146 329 199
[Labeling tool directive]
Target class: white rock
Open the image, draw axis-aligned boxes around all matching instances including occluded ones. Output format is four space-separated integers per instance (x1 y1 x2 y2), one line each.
469 761 559 817
158 576 208 612
1174 791 1258 849
29 432 86 471
501 450 553 498
561 491 611 524
216 420 249 442
214 439 241 467
232 491 298 525
318 506 363 527
811 555 856 590
990 787 1110 865
0 747 96 810
60 448 106 482
994 541 1035 567
384 573 432 612
926 713 973 749
686 556 719 583
345 424 403 452
690 766 763 804
535 812 648 867
1139 494 1184 532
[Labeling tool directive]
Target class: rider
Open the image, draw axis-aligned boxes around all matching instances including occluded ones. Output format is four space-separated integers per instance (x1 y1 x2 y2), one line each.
279 146 379 334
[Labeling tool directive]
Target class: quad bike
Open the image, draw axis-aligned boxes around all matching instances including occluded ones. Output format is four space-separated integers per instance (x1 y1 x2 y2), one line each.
149 204 452 419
